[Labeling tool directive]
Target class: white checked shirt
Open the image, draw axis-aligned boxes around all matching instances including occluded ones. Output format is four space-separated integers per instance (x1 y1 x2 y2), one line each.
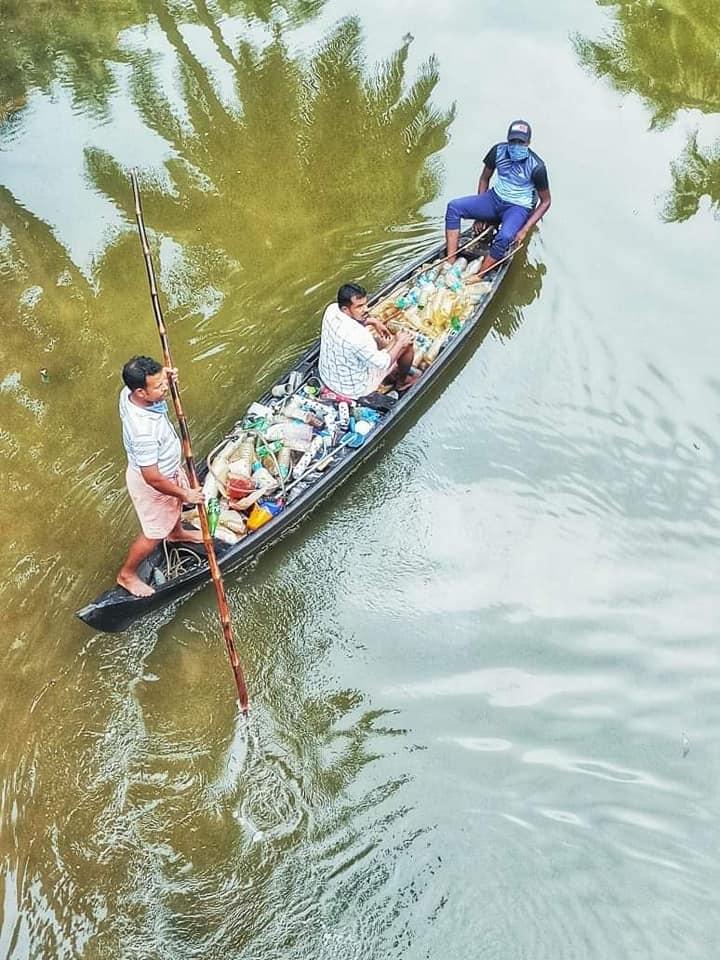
318 302 391 399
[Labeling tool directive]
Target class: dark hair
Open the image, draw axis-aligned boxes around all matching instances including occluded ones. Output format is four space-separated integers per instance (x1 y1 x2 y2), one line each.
337 283 367 309
122 355 162 391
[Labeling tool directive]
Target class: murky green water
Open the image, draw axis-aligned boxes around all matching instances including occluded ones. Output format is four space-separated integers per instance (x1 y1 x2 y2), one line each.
1 1 719 957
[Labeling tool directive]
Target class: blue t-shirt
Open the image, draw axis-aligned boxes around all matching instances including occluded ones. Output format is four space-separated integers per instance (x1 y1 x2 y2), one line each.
484 143 549 209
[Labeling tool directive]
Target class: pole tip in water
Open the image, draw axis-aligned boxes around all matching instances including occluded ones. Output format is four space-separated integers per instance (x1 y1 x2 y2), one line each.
40 368 50 383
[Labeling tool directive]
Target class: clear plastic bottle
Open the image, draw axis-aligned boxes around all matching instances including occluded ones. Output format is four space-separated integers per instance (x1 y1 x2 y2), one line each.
292 435 323 479
277 446 292 479
284 399 324 429
266 420 313 451
425 331 448 363
228 438 256 479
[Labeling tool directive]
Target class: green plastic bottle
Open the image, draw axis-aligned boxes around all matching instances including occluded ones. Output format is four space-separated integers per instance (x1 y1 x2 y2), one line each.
207 497 221 536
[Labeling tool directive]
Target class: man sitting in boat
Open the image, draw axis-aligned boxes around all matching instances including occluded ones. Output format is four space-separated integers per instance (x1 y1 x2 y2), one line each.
318 283 415 400
444 119 551 274
116 356 204 597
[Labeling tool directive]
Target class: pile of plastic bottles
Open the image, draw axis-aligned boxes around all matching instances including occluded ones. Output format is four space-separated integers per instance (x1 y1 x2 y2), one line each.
395 262 465 310
368 255 491 369
197 384 381 543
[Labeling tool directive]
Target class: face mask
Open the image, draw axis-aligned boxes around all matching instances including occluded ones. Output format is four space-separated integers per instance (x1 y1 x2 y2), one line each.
147 399 169 414
508 143 529 161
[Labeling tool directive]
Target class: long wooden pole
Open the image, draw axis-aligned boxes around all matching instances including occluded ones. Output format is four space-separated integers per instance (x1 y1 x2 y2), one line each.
130 170 249 715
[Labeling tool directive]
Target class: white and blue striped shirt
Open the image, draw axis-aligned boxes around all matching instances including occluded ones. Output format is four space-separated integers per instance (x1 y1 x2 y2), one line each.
119 387 181 476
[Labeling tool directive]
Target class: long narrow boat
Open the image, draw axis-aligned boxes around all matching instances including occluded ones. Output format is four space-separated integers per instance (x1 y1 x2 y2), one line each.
77 232 512 632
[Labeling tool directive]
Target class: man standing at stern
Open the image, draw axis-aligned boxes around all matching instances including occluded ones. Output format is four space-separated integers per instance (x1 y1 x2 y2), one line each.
445 119 551 273
116 356 203 597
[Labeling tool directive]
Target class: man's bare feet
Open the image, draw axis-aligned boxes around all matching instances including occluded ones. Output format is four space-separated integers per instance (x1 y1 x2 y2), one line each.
397 373 421 392
116 572 155 597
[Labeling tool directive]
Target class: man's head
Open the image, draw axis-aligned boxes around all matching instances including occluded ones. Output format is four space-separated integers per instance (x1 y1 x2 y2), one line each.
507 120 532 145
337 283 368 322
122 355 167 404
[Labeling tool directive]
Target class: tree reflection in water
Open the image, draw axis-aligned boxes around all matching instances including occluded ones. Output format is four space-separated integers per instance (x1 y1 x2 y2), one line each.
574 0 720 221
0 0 152 117
0 5 459 956
87 11 454 301
665 133 720 223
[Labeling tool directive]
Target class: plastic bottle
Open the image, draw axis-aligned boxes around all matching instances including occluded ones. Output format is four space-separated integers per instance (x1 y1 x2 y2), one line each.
395 288 419 310
252 466 276 489
284 399 324 429
417 275 437 307
266 421 313 452
207 497 221 536
292 435 323 479
292 450 313 479
425 331 448 364
277 446 292 478
202 471 220 501
208 434 247 486
256 440 283 459
402 305 424 330
228 437 256 479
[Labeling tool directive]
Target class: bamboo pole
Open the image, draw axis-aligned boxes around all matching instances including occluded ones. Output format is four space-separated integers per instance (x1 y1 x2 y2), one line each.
130 170 249 715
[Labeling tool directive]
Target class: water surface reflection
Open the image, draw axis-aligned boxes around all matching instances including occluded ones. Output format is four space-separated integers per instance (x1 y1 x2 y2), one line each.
576 0 720 221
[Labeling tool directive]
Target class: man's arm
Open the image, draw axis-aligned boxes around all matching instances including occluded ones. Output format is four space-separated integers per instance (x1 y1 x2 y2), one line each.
363 316 392 344
476 164 493 194
140 465 203 503
385 331 414 365
472 162 495 234
355 329 413 376
515 187 552 245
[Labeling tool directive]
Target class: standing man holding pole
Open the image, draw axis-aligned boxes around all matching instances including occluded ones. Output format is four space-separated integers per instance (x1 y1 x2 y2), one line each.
129 168 250 713
116 355 203 598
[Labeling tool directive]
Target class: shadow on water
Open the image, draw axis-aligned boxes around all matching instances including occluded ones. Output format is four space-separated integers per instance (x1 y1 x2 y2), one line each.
0 2 456 956
574 0 720 221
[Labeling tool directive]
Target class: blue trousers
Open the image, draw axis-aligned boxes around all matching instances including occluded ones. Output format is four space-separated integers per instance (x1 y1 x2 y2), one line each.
445 188 531 260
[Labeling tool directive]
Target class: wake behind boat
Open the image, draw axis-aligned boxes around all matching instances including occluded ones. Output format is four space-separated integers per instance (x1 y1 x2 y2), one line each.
77 231 513 633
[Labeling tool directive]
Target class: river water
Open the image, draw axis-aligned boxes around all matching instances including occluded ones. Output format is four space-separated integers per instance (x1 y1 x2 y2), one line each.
1 1 719 957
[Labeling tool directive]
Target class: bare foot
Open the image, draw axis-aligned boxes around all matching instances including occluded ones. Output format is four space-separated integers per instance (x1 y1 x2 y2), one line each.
397 373 421 392
116 572 155 597
168 526 204 544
